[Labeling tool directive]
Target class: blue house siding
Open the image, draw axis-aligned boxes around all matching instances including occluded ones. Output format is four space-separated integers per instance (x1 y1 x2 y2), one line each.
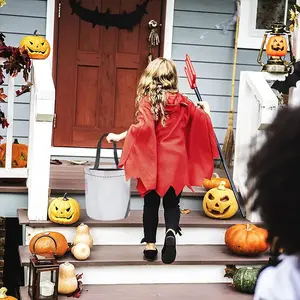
0 0 262 148
172 0 260 145
0 0 47 144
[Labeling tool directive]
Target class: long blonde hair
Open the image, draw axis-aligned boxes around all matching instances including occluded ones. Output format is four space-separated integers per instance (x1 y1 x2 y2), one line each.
136 57 178 126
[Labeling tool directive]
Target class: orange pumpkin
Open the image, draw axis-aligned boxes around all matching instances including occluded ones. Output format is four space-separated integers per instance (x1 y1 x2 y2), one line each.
202 173 230 190
0 139 28 168
266 35 288 57
29 231 69 258
225 224 269 256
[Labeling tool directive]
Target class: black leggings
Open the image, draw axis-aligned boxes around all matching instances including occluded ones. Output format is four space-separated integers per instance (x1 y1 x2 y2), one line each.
142 187 182 243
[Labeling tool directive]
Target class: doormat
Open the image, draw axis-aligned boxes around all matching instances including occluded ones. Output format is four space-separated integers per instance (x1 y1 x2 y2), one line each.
69 0 150 30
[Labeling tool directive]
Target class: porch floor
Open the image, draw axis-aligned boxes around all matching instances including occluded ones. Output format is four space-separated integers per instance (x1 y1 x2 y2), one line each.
20 283 253 300
0 161 231 196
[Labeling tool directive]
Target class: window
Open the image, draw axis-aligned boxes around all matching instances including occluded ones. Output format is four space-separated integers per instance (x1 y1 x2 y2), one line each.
238 0 296 49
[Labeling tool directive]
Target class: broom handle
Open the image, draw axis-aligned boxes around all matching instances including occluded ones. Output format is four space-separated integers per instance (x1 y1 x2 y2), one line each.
229 1 240 115
193 86 246 218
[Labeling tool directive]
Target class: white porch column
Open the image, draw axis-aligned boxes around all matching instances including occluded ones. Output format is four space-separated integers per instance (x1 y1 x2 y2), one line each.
290 0 300 107
27 60 55 221
234 72 279 222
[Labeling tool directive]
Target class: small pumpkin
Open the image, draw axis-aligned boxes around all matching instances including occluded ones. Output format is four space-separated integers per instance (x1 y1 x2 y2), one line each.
266 35 288 57
29 231 69 257
202 173 230 190
48 193 81 225
225 265 260 294
73 223 93 248
225 224 269 256
58 262 78 295
71 242 90 260
19 30 50 59
0 139 28 168
0 287 17 300
203 181 238 219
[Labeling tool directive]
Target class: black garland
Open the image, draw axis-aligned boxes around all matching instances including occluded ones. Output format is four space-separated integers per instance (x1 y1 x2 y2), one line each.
69 0 150 30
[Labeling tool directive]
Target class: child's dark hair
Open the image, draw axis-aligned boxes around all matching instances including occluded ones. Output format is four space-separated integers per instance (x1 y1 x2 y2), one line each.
247 106 300 255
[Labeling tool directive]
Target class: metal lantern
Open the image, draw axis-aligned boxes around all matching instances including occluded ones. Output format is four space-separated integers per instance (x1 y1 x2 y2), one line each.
257 22 295 73
28 236 59 300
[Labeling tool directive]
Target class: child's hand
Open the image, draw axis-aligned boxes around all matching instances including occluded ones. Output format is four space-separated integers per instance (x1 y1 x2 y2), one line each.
106 133 120 143
197 101 211 116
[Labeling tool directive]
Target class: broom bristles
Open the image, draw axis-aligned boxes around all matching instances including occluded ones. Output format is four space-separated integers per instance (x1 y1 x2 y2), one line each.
221 125 235 168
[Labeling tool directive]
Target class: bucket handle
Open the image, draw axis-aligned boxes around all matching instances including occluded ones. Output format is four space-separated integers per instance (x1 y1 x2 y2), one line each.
93 133 119 170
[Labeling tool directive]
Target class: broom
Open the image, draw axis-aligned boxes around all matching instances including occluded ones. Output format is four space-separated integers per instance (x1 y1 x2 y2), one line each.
222 0 240 168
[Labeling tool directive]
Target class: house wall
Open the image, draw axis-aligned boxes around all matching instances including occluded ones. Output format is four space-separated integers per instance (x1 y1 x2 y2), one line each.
172 0 260 146
0 0 47 145
0 0 262 148
0 0 263 217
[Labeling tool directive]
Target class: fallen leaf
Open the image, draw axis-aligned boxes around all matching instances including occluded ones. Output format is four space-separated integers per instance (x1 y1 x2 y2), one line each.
180 208 191 215
0 88 6 102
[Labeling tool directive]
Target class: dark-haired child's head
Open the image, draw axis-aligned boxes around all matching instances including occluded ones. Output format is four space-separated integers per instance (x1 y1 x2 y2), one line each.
247 106 300 254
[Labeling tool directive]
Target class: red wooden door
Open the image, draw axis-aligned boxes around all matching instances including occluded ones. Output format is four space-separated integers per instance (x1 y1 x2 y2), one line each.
53 0 164 147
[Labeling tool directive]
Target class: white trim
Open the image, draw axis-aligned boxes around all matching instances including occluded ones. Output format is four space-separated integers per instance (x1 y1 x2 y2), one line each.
48 0 175 157
163 0 175 59
45 0 56 73
290 2 300 107
25 226 228 246
239 0 291 49
51 146 122 158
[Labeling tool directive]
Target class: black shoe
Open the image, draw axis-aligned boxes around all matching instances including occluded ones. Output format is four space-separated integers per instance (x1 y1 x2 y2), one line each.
162 229 176 264
143 248 158 261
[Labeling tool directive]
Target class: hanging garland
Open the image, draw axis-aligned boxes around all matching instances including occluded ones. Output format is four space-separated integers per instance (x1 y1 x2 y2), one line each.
69 0 150 30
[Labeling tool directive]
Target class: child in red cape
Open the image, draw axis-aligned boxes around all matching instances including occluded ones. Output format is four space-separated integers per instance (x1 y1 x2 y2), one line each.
107 58 219 264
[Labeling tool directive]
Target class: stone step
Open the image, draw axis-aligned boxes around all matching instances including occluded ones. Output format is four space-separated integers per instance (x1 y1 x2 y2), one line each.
19 209 256 245
19 244 268 284
20 283 253 300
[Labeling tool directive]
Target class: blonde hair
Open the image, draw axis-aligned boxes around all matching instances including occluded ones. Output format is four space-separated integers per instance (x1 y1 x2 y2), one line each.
136 57 178 126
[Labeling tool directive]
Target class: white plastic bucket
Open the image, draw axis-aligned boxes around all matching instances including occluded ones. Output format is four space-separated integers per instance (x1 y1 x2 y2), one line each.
84 134 130 221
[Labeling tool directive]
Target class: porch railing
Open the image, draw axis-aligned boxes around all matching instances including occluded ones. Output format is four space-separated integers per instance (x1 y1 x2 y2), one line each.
233 71 284 222
0 59 55 221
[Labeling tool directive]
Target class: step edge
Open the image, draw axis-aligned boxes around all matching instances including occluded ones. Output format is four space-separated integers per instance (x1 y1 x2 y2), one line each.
18 209 258 228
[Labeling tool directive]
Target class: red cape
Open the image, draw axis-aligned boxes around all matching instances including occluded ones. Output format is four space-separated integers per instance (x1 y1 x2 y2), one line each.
119 93 219 197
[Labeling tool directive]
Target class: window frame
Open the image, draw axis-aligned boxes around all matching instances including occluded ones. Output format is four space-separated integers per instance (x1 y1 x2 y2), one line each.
238 0 291 49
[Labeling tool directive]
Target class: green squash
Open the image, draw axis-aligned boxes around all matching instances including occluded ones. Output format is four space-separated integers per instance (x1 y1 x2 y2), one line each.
225 265 261 294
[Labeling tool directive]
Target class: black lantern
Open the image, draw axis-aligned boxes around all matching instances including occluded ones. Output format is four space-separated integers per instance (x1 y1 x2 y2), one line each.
257 22 295 73
28 235 59 300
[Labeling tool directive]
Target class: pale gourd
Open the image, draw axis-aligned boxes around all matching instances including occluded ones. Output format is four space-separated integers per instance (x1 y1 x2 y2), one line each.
0 287 17 300
71 242 90 260
73 223 93 248
58 262 78 295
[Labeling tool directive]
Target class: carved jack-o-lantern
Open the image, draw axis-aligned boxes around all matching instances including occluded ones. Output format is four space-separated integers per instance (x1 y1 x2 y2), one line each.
48 193 81 225
19 30 50 59
266 35 288 57
203 181 238 219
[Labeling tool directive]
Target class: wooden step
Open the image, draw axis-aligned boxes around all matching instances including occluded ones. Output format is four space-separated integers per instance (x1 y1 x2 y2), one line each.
19 245 267 284
19 244 268 267
18 209 254 228
20 283 253 300
20 209 261 245
49 161 229 196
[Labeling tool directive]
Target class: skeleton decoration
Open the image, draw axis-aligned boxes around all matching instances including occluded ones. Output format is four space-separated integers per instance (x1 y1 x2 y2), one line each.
148 20 160 63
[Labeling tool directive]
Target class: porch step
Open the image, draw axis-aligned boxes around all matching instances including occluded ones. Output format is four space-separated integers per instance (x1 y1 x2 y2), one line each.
19 209 257 245
19 244 269 267
49 161 212 196
19 244 268 284
18 209 251 228
20 283 253 300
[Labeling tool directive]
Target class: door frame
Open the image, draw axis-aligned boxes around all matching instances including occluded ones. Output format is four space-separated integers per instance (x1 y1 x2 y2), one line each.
46 0 175 158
